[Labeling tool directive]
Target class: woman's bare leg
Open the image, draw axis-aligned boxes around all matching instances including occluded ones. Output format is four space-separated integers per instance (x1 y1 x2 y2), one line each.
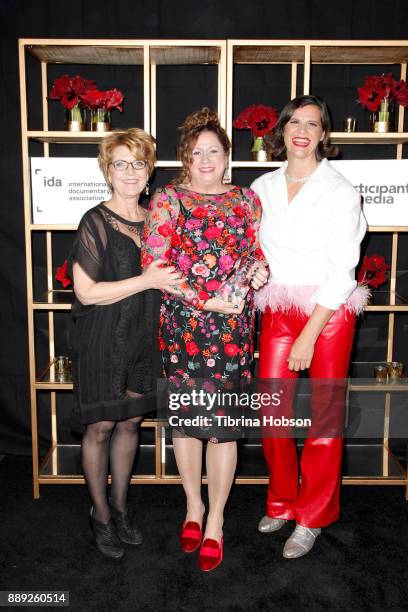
173 433 205 523
204 440 237 541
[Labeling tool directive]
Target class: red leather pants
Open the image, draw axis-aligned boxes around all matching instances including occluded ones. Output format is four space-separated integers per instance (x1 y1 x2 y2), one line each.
258 307 356 528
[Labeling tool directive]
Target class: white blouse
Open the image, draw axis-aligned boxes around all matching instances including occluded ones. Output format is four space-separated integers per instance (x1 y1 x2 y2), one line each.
251 159 367 312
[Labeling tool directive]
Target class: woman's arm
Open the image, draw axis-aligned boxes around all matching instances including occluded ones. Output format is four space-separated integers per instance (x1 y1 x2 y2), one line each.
288 185 366 371
313 187 367 310
142 186 239 313
242 188 269 290
73 259 183 306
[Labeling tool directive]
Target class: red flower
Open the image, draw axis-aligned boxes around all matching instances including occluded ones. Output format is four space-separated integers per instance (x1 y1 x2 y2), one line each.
170 233 181 247
186 341 200 356
358 73 408 111
357 254 390 289
81 88 124 112
392 79 408 106
203 226 222 240
233 104 279 137
158 337 166 351
104 88 124 112
245 226 255 243
157 222 173 237
192 207 207 219
142 253 154 266
198 290 210 300
55 260 72 288
49 74 96 110
254 247 265 260
182 236 195 249
80 89 106 109
205 279 221 291
232 206 245 218
224 343 240 357
225 235 237 247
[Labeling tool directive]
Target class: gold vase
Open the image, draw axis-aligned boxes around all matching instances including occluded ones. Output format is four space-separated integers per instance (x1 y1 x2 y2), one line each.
91 108 111 132
65 105 86 131
251 136 270 162
370 98 395 133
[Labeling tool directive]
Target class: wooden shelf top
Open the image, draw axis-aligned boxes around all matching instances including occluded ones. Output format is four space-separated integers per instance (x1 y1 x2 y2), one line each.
27 130 408 146
330 132 408 145
22 39 408 66
28 131 114 143
233 45 305 64
24 41 223 65
348 381 408 392
230 41 408 64
33 290 72 310
312 45 408 64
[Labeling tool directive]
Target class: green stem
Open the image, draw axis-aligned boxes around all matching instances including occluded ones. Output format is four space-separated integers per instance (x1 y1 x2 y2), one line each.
252 137 265 152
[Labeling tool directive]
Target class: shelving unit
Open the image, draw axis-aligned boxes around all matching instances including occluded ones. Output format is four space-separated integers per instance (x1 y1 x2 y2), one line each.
228 39 408 498
19 38 227 497
19 38 408 498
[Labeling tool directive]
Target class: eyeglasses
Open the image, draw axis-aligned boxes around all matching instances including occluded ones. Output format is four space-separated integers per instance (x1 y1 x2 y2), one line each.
110 159 148 171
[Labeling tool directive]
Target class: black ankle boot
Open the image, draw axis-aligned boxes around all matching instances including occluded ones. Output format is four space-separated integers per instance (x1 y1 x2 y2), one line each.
108 499 143 546
90 508 125 559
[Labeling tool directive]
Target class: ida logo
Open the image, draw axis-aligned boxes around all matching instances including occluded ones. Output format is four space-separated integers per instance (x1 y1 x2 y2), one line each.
43 176 62 187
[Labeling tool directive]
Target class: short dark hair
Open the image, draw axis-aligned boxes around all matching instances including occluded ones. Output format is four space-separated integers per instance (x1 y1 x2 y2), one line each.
267 95 338 161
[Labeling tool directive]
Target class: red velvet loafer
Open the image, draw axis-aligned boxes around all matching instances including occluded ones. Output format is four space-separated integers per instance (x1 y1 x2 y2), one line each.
180 521 202 553
198 537 224 572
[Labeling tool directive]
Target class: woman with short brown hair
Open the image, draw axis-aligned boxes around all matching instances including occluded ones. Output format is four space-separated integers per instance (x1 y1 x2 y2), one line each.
69 128 183 559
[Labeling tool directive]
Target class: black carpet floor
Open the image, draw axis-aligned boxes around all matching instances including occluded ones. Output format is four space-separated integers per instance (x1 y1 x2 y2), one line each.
0 455 407 612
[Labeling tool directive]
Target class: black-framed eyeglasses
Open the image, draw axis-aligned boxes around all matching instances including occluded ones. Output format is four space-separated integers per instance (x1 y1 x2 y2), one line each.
110 159 148 171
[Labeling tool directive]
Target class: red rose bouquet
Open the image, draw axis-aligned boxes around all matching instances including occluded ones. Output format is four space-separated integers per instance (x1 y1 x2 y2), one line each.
49 75 124 129
80 88 124 112
357 254 390 289
357 74 408 112
49 74 96 110
233 104 279 137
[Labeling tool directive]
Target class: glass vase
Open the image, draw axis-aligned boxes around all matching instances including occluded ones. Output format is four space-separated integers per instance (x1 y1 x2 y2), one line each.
91 108 111 132
65 105 86 131
370 98 395 133
251 136 270 162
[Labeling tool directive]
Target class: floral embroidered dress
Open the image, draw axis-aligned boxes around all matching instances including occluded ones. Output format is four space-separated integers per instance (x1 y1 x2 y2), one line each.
142 184 263 389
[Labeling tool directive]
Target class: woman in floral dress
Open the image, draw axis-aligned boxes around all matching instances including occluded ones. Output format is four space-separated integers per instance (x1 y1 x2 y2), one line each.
142 108 268 571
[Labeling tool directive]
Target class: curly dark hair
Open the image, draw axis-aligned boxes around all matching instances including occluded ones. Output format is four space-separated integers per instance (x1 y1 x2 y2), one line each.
267 95 338 161
176 107 230 184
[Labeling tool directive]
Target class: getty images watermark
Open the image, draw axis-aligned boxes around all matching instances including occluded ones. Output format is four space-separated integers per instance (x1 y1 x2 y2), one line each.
166 387 312 431
157 377 408 440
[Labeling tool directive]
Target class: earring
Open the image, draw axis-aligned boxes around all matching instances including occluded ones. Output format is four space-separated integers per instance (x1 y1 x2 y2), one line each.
145 182 150 196
223 165 231 184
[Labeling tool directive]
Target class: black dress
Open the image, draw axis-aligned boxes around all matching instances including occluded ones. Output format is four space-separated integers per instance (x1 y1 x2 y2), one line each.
68 204 162 425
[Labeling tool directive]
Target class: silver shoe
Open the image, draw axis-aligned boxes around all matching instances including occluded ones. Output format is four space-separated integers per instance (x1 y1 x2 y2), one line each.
258 515 287 533
283 524 321 558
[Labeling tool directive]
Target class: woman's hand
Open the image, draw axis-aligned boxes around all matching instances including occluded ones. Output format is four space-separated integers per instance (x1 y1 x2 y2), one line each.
203 296 245 315
250 262 269 290
287 335 315 372
287 304 335 371
142 259 184 294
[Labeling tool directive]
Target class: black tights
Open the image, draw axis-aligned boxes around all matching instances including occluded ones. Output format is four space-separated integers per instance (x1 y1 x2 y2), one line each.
81 415 142 524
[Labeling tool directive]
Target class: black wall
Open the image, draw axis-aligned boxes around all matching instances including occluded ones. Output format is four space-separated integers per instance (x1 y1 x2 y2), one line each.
1 0 408 454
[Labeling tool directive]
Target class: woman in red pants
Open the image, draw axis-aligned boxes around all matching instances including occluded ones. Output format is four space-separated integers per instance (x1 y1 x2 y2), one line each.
251 95 368 559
